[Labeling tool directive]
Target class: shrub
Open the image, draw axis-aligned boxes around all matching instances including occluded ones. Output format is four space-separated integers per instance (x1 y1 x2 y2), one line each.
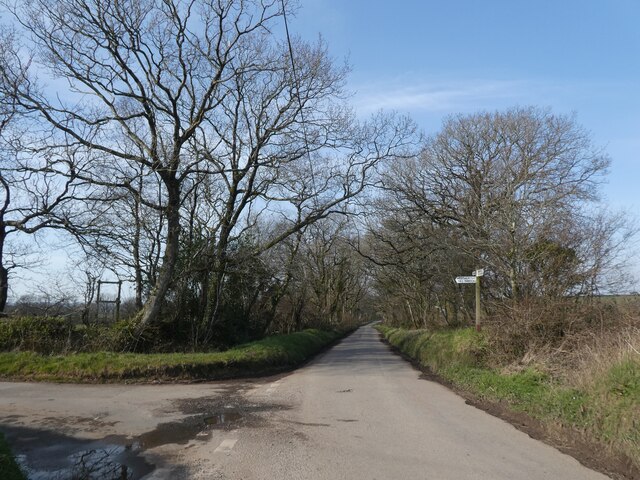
0 316 154 354
0 316 75 354
483 297 633 367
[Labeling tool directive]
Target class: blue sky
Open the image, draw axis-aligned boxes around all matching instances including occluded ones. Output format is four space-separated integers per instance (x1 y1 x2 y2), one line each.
290 0 640 212
9 0 640 297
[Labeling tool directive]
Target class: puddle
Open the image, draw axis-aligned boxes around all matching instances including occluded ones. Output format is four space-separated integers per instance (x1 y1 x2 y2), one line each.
136 421 205 450
19 445 151 480
204 412 243 426
136 411 243 449
2 425 154 480
1 393 285 478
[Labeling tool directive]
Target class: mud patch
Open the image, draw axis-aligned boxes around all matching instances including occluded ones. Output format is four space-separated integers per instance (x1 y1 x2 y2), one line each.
0 424 154 480
171 387 287 416
172 391 291 425
136 393 290 449
39 415 120 432
0 414 23 423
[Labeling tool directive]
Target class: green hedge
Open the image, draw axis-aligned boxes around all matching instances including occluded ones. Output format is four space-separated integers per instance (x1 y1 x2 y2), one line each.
0 316 141 354
0 328 343 382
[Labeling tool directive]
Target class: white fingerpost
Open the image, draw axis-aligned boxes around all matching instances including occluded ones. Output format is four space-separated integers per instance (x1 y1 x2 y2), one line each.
455 269 484 331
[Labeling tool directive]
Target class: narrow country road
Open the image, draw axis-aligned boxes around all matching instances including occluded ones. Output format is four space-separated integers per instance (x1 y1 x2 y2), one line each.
0 325 608 479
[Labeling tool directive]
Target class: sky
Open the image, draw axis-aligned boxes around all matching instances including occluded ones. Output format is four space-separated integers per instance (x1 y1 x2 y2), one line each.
9 0 640 298
289 0 640 212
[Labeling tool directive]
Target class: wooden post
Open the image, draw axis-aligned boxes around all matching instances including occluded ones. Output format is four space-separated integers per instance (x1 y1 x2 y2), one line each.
115 280 123 322
475 270 482 332
96 280 102 321
95 279 123 323
456 270 484 331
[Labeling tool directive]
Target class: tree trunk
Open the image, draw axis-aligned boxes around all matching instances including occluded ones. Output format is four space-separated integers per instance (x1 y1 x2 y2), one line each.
509 263 519 301
0 223 7 314
132 176 144 310
0 261 7 315
138 180 180 327
201 251 228 342
201 214 235 342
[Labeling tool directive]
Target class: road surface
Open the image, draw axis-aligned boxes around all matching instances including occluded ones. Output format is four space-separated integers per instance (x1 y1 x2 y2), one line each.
0 325 609 479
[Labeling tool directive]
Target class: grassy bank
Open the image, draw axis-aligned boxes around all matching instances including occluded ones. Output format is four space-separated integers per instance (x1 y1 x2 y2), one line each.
0 329 344 382
376 324 640 474
0 432 25 480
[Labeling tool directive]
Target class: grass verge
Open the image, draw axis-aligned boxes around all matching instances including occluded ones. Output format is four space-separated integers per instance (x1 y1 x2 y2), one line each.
0 432 25 480
0 329 345 383
376 324 640 478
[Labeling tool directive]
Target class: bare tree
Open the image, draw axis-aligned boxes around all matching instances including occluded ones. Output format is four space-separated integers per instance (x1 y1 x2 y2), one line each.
0 0 417 331
0 28 85 313
362 107 636 329
0 0 289 325
384 108 611 300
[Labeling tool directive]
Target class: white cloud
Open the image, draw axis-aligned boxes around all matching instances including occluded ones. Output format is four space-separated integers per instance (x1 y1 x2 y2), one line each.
349 76 635 117
351 77 542 115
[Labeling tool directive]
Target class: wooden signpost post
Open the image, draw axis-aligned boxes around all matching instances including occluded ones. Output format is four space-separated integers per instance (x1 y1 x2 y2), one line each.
456 269 484 331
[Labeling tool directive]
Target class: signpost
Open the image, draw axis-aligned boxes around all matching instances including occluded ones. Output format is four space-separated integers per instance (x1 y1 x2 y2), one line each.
455 269 484 332
455 276 476 284
474 271 482 332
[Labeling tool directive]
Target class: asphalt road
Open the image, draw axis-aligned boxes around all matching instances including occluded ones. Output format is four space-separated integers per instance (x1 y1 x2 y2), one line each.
0 325 609 479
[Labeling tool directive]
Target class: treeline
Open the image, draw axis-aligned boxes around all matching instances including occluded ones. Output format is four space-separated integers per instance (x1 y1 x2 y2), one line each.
0 0 412 347
366 109 633 329
0 0 634 351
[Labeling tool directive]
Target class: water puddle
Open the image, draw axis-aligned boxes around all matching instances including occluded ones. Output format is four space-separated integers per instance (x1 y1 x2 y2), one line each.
203 412 243 426
2 425 154 480
1 394 281 479
19 445 152 480
136 411 243 449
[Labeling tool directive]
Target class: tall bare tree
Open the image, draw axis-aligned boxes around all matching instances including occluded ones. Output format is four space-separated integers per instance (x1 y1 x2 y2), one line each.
0 0 295 325
0 0 417 330
0 28 82 313
363 107 637 329
384 108 611 300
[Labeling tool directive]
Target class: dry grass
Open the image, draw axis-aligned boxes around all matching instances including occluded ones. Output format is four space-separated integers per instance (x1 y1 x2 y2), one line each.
484 296 640 372
482 298 640 470
566 326 640 390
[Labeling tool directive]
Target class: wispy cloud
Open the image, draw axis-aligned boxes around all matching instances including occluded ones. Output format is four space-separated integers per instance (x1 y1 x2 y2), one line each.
349 76 630 117
351 77 545 115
